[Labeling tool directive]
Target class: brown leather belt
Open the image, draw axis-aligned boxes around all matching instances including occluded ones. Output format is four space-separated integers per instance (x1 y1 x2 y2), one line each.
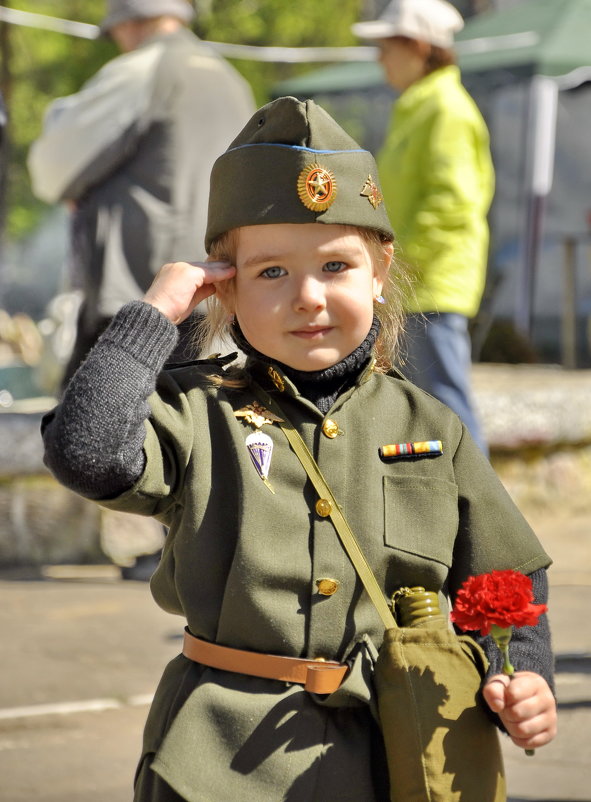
182 629 348 694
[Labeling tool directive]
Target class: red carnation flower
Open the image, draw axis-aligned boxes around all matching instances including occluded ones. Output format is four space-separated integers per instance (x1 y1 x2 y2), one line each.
451 569 547 758
451 569 547 636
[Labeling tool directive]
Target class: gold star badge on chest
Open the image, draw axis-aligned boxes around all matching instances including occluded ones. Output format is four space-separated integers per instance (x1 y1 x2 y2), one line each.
234 401 284 430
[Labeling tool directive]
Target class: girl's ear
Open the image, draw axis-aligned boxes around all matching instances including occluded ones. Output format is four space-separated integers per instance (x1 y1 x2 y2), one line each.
373 241 394 297
213 276 236 314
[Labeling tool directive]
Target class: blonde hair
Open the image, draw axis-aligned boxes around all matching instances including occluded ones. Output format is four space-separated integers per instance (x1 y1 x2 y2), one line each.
195 226 410 374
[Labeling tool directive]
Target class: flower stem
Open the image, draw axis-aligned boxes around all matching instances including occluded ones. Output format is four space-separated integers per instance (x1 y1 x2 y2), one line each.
490 625 534 756
490 625 514 674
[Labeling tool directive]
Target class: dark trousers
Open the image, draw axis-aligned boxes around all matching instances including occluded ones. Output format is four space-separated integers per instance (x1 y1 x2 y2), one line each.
401 312 488 456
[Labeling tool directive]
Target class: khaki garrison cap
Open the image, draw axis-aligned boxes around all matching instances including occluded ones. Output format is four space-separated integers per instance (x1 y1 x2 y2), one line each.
205 96 394 252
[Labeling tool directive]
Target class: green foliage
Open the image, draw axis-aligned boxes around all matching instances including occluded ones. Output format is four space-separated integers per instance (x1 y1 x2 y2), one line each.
199 0 363 105
2 0 365 240
201 0 362 47
2 1 116 238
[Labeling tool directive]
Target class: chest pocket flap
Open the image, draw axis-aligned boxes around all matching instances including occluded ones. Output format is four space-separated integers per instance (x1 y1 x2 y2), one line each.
383 475 458 567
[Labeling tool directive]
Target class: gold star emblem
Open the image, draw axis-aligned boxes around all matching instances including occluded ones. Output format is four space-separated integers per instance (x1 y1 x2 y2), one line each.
297 163 337 212
234 402 284 429
309 172 330 195
360 175 383 209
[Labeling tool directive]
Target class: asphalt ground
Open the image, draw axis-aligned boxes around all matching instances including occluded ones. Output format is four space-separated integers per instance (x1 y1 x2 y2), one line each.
1 510 590 802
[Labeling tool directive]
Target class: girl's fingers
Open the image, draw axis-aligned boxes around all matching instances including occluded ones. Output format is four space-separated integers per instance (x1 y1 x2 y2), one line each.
190 261 236 283
512 724 557 749
482 674 510 713
505 713 557 749
191 283 216 307
483 672 558 748
144 261 235 322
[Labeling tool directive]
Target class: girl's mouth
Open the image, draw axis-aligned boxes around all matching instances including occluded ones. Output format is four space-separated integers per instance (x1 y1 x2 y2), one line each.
290 327 332 340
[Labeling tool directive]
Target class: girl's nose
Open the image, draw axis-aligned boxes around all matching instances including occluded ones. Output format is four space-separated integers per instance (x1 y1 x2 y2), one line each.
293 275 326 312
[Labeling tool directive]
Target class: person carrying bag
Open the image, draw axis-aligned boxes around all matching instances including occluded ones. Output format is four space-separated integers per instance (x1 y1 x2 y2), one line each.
42 96 555 801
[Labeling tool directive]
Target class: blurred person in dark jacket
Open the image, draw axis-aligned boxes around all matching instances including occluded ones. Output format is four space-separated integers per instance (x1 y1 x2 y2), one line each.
28 0 255 390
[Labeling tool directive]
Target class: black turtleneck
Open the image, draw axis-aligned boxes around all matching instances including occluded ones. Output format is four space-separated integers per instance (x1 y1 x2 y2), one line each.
231 317 380 414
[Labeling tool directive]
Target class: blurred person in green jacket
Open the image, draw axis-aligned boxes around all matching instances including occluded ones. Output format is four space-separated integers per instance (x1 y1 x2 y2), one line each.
353 0 494 455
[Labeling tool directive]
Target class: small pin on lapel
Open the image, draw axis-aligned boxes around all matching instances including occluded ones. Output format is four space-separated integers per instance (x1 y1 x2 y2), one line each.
246 431 275 493
235 401 283 429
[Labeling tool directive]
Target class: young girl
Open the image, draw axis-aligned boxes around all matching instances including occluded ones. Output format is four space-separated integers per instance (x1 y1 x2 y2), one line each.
42 97 556 801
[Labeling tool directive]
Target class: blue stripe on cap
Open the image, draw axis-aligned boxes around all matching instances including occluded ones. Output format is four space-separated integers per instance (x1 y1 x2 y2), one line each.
225 142 368 156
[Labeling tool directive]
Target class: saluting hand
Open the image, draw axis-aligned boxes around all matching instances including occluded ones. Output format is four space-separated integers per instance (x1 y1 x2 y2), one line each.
143 260 236 324
483 671 557 750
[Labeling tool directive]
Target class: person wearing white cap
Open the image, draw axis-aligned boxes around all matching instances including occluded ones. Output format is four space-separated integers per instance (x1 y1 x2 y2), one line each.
28 0 255 389
353 0 494 456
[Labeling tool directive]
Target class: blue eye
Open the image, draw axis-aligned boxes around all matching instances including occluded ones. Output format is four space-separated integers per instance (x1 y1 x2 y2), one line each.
324 261 346 273
261 266 286 279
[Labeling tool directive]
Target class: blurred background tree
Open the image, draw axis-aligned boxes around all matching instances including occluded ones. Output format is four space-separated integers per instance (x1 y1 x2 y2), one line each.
198 0 364 103
1 1 115 239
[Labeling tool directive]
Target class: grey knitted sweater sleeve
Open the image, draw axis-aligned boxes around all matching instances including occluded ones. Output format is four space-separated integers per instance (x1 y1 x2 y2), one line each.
41 301 179 500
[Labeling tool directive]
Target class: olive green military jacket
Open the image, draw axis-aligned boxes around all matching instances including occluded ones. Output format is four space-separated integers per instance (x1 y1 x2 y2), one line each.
101 355 549 802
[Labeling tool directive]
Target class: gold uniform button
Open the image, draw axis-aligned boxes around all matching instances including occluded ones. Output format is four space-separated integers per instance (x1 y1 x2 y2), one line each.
322 419 340 439
316 578 340 596
315 498 332 517
267 366 285 392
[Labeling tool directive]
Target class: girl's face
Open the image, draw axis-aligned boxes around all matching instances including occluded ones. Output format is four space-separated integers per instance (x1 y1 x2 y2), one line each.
220 223 390 371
